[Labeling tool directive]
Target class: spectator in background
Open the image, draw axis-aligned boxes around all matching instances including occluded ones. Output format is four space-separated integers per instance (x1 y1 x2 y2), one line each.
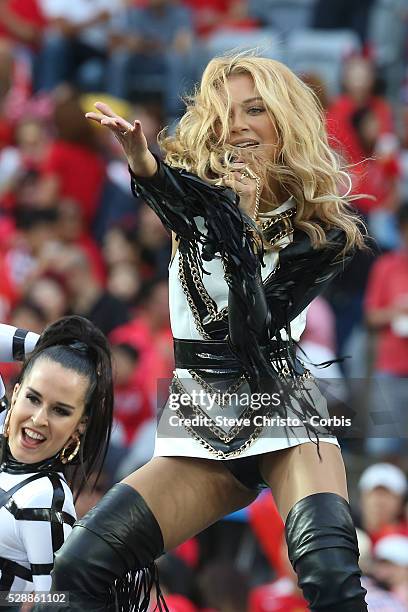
400 84 408 207
298 297 352 432
107 0 196 120
36 86 105 227
15 117 49 171
357 463 407 544
24 272 69 326
299 297 344 379
102 220 143 307
111 341 153 446
103 220 140 270
357 528 408 612
10 298 47 335
56 246 130 336
107 261 141 308
0 299 48 393
249 538 308 612
155 554 198 611
0 207 58 297
55 197 106 284
136 203 171 278
0 41 15 153
114 414 156 480
103 208 169 283
364 205 408 454
325 241 377 361
36 0 120 91
350 105 401 250
0 47 51 210
327 56 394 166
184 0 257 39
110 277 173 400
198 561 249 612
1 118 48 213
0 0 46 49
371 534 408 607
248 491 286 579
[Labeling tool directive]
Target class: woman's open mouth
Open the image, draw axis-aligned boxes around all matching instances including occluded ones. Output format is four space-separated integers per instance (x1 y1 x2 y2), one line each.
234 141 260 148
21 427 47 449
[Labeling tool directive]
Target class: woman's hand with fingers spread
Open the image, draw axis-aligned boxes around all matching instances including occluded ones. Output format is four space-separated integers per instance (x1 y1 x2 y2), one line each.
85 101 157 177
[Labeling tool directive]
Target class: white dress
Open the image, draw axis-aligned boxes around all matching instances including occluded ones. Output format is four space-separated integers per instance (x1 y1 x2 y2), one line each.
154 199 339 460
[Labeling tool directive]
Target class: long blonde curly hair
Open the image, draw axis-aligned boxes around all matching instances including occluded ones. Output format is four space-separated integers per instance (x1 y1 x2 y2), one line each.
159 53 365 252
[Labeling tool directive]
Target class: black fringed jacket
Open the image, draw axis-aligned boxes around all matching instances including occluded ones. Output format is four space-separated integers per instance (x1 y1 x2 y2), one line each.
130 157 353 387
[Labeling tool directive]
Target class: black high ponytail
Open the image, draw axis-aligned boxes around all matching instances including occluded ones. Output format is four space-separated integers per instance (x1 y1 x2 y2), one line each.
19 315 114 498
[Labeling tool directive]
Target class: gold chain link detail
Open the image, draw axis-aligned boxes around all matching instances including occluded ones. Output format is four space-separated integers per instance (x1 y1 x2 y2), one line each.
188 369 246 407
178 251 212 339
178 251 228 338
260 209 295 232
186 251 228 322
171 374 264 450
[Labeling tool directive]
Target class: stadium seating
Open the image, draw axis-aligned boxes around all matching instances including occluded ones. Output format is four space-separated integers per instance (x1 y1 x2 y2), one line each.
286 28 361 94
248 0 316 34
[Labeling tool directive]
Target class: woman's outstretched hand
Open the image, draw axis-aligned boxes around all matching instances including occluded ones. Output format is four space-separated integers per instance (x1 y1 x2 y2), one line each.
85 101 157 177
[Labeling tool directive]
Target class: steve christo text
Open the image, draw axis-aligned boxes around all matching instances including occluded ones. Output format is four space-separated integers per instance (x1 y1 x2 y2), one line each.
167 390 352 429
167 414 352 429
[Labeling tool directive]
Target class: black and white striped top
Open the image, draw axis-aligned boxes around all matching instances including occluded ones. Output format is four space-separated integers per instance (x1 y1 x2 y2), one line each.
0 467 76 592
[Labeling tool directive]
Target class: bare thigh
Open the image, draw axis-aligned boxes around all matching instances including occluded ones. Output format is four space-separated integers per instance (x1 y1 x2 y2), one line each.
259 441 349 522
122 456 257 551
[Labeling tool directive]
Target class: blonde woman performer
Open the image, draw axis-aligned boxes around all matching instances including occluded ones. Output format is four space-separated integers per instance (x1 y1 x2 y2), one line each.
38 55 367 612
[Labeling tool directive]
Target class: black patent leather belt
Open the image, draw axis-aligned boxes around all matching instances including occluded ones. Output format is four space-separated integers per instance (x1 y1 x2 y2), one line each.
174 338 289 370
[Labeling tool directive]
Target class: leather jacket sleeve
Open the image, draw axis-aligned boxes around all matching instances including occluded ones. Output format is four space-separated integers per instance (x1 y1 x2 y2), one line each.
130 158 239 248
130 159 262 295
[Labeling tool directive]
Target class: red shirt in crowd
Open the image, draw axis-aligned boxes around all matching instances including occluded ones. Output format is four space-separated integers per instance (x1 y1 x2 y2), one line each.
110 316 173 401
40 141 105 226
249 578 308 612
369 523 408 547
162 594 197 612
365 250 408 374
326 95 394 165
0 217 19 320
352 155 400 214
248 492 286 577
183 0 258 36
0 0 47 45
113 378 152 445
0 121 14 149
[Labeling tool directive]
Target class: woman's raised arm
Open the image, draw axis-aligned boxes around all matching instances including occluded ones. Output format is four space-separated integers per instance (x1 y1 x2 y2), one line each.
85 101 157 178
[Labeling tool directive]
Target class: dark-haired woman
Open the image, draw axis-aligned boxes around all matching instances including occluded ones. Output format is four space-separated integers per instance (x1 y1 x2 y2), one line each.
37 86 105 227
0 316 113 603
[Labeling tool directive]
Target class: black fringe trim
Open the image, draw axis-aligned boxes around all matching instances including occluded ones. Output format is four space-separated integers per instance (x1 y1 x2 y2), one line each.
112 562 169 612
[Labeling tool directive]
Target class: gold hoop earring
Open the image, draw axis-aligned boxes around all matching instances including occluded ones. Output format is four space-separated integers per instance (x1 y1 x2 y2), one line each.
59 437 81 464
3 409 12 438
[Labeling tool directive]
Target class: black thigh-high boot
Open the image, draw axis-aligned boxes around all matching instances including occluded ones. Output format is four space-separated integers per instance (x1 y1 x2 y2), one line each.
33 483 165 612
285 493 368 612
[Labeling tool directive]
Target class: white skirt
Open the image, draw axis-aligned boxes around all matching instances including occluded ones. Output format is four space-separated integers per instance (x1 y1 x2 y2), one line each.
153 368 340 460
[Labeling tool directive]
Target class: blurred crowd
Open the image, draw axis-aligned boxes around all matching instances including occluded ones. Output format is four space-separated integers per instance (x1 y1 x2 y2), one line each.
0 0 408 610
